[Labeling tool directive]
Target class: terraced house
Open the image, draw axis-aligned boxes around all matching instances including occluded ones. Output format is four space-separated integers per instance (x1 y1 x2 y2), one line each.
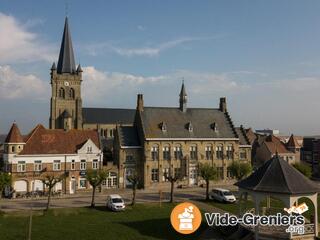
115 83 252 188
2 123 104 195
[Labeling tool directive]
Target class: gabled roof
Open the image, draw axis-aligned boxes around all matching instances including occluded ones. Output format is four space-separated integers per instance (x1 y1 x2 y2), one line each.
245 128 257 145
82 108 135 124
235 156 319 194
57 17 76 74
117 126 140 147
287 134 301 148
235 126 251 146
264 134 291 154
139 107 238 139
5 123 24 143
19 125 100 155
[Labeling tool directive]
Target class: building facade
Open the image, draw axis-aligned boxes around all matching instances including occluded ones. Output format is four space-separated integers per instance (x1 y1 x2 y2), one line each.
114 84 252 189
2 123 105 196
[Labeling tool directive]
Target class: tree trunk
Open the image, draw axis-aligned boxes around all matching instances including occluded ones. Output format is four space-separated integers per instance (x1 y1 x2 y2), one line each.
46 187 52 211
206 179 209 201
170 180 174 203
91 186 96 208
131 184 136 206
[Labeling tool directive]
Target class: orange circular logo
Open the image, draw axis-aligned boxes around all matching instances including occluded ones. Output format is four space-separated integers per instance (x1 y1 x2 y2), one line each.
170 202 202 234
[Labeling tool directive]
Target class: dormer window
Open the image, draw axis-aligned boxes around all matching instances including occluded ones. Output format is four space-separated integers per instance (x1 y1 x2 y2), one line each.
211 122 218 132
187 122 193 132
160 122 167 132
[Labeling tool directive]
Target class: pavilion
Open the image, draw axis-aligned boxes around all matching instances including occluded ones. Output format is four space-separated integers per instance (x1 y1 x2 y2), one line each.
235 155 319 240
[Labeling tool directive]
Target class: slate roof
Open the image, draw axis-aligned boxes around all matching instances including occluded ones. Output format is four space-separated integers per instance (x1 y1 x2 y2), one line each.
235 155 320 194
57 17 76 74
82 108 135 125
19 124 100 155
118 126 140 147
5 123 24 143
139 107 238 139
235 127 251 146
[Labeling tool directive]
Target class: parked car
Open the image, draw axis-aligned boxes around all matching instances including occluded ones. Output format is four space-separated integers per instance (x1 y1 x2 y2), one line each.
106 194 126 211
209 188 236 203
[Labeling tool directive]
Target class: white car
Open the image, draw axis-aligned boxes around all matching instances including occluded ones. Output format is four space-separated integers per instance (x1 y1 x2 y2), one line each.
106 194 126 211
209 188 236 203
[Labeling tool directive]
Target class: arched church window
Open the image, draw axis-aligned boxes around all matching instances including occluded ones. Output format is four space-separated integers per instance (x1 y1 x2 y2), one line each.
59 88 65 98
69 88 75 99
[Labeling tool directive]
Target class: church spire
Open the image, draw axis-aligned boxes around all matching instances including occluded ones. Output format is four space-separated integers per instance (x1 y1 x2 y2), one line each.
179 80 187 112
57 17 76 74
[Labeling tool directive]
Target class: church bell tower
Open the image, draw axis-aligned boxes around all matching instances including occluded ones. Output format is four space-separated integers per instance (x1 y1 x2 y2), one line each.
49 17 83 130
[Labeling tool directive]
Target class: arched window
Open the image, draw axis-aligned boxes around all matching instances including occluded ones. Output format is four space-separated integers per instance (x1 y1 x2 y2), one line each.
59 88 65 98
69 88 75 99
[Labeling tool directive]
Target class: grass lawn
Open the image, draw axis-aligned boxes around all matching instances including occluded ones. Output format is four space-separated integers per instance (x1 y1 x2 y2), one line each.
0 203 206 240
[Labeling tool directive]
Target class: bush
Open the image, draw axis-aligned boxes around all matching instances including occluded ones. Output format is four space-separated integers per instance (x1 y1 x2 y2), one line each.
293 163 312 178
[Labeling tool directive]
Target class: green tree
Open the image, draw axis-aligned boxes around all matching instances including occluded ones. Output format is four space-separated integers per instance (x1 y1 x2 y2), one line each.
229 162 252 181
164 169 180 203
0 172 11 198
127 171 139 206
42 174 65 211
86 169 109 207
293 163 312 178
199 164 218 200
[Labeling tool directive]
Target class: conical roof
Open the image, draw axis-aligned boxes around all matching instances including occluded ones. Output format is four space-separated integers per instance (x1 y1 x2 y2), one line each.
5 122 24 143
57 17 76 74
179 81 187 97
235 156 319 194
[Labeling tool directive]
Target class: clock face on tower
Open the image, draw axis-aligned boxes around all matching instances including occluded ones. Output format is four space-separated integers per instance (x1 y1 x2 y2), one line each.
64 81 70 87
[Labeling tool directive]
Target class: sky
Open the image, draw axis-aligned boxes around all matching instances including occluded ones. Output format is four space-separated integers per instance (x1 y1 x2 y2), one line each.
0 0 320 135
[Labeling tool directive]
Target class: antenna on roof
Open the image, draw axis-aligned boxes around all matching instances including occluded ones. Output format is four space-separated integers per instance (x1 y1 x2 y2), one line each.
182 77 184 84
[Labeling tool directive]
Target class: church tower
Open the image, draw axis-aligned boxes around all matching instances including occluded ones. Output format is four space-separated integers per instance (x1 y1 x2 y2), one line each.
49 17 83 130
179 81 187 112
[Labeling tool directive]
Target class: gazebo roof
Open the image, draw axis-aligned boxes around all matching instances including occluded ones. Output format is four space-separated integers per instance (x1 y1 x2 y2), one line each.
235 156 319 194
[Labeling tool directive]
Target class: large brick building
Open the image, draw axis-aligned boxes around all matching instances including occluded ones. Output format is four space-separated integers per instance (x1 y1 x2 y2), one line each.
114 84 252 188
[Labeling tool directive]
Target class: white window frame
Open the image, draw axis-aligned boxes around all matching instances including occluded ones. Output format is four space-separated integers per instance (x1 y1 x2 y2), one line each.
79 178 86 188
17 161 26 172
34 160 42 172
80 160 86 170
53 160 61 171
92 159 98 169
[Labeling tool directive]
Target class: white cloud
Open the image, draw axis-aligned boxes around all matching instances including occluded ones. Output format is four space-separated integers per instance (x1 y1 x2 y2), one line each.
84 36 221 57
0 65 48 100
0 13 55 64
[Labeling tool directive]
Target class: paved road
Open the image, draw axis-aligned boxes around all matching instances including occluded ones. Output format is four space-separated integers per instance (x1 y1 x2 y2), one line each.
1 184 238 212
0 187 204 211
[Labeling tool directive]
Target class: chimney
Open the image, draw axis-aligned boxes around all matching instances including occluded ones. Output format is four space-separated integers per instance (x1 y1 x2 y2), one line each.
219 97 227 112
137 94 144 112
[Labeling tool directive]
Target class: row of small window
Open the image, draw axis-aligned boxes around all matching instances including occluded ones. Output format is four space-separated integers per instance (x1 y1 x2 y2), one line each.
99 129 115 138
16 159 99 172
150 145 237 160
59 88 75 99
150 166 242 182
151 168 181 182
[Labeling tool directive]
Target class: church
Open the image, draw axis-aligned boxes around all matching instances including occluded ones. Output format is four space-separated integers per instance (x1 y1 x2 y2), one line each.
49 17 135 137
50 17 252 189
